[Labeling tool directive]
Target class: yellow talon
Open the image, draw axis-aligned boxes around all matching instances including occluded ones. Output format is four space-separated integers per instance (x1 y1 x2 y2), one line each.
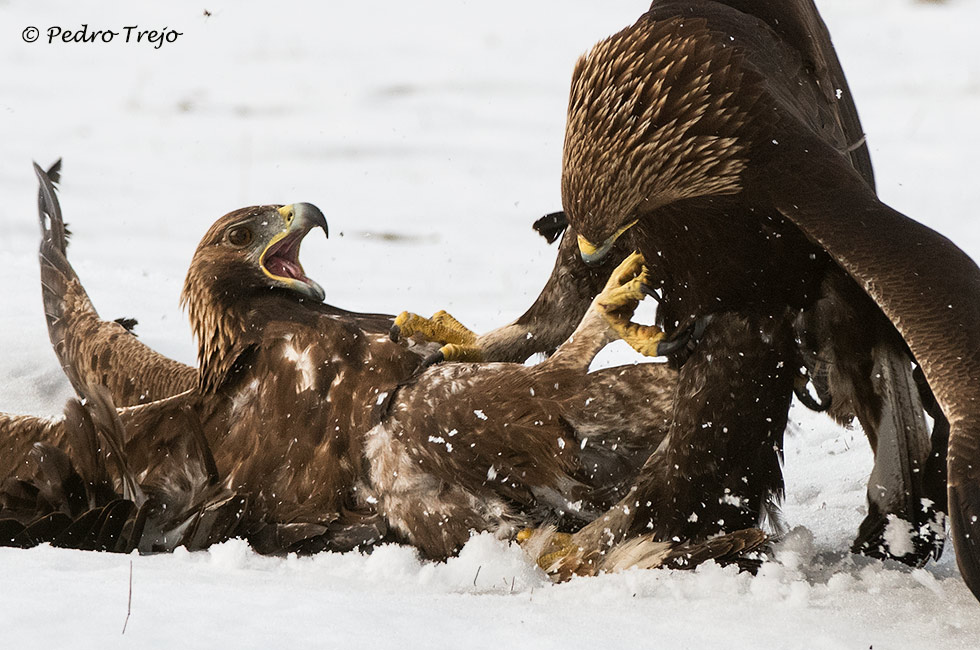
393 310 478 346
430 311 478 345
516 529 577 571
438 343 484 363
596 252 666 357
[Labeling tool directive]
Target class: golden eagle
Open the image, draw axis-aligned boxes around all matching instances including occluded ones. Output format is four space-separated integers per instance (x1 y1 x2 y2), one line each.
396 0 945 575
1 164 766 571
516 0 977 598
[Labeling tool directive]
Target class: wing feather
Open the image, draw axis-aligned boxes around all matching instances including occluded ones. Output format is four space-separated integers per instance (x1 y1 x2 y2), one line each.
770 133 980 599
34 162 196 407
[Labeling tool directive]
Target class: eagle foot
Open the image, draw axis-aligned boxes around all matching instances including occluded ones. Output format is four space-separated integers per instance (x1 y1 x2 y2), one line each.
516 528 597 581
391 311 479 347
422 342 486 367
596 252 665 357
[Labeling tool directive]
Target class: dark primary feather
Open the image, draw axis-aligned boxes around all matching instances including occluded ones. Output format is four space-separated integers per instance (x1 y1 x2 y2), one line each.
532 211 568 244
0 387 245 553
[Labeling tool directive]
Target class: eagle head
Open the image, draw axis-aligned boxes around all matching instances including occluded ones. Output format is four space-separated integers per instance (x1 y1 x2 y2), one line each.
561 14 758 264
181 203 328 391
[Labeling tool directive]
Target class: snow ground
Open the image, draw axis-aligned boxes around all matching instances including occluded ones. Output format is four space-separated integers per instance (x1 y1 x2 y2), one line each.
1 0 979 647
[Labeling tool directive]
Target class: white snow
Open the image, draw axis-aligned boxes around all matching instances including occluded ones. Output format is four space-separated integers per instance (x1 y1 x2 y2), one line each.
883 515 915 558
2 0 980 647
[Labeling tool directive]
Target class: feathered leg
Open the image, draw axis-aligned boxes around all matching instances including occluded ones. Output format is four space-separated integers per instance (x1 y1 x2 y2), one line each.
533 309 794 578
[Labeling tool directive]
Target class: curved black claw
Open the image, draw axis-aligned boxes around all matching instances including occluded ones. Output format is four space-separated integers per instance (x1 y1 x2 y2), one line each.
421 349 445 368
655 315 713 358
639 282 662 301
793 372 832 412
389 323 402 343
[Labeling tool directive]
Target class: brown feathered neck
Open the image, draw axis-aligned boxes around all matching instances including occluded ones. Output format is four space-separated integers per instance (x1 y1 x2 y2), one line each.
561 13 763 243
181 250 262 393
179 205 317 394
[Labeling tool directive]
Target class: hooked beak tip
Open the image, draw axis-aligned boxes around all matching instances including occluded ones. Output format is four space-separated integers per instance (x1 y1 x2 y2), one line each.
279 203 328 238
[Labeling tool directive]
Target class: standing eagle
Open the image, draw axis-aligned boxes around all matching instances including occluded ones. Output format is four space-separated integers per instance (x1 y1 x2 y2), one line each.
396 0 944 572
516 0 978 599
1 165 766 571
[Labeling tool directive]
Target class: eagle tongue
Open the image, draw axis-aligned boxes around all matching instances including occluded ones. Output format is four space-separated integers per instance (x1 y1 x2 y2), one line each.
266 254 303 281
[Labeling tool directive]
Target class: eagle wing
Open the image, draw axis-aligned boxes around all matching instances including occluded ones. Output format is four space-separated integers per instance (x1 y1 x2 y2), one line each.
35 163 197 407
667 0 873 186
0 385 245 553
769 133 980 602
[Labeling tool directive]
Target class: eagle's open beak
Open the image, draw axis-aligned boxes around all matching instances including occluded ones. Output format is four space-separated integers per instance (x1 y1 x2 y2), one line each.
260 203 328 302
577 219 638 265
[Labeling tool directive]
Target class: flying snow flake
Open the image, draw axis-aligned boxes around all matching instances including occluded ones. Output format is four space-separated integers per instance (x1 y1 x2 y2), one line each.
474 409 488 420
720 494 744 507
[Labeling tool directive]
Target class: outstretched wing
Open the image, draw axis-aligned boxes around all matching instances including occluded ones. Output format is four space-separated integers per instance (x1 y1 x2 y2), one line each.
770 130 980 601
35 162 196 407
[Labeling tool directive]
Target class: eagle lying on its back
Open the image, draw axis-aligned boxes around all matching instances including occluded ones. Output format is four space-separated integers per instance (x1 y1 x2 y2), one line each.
0 164 764 571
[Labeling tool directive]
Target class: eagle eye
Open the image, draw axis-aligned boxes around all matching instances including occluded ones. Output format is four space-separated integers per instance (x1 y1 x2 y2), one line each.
227 226 254 247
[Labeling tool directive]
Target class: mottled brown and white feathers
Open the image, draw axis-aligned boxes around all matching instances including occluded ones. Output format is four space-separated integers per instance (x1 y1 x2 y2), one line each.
364 289 676 559
12 173 684 563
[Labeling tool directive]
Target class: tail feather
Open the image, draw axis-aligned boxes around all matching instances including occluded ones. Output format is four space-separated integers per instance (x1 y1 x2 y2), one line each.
851 343 944 565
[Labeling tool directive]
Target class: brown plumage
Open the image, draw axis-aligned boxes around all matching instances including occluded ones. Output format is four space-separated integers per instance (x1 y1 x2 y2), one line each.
8 165 760 570
544 0 974 597
451 0 941 569
37 161 196 406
